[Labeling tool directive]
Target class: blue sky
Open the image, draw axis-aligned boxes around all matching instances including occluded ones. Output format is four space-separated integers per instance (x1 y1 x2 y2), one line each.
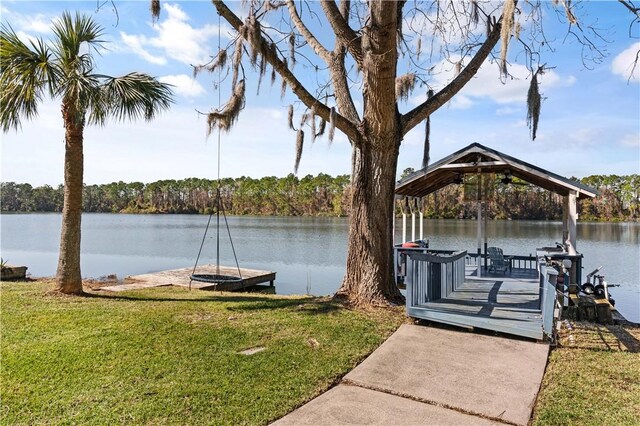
1 1 638 186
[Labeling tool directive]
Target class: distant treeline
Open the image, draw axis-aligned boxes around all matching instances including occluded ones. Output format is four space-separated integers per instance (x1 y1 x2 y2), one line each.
1 174 638 221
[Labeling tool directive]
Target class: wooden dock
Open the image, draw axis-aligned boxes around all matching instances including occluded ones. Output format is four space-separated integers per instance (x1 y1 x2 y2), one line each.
411 266 544 340
101 265 275 292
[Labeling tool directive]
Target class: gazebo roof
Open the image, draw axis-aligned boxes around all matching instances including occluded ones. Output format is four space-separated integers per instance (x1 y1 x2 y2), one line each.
396 143 597 199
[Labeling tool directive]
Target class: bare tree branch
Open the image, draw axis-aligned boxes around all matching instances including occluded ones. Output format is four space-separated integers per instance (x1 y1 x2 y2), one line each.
401 19 502 136
328 0 360 124
287 0 331 63
212 0 358 141
320 0 364 70
619 0 640 19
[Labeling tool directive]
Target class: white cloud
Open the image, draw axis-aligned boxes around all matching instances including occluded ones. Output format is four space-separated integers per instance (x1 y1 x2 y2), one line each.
120 3 222 66
1 8 53 34
611 42 640 83
412 60 572 107
158 74 205 98
449 94 473 110
496 106 520 116
22 15 51 33
620 133 640 148
119 33 167 65
460 63 564 104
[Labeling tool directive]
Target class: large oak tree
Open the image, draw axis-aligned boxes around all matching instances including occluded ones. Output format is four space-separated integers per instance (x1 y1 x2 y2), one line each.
151 0 634 306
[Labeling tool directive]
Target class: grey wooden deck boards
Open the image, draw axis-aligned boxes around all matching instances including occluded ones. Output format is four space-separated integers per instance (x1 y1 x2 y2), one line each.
101 265 275 292
410 266 544 339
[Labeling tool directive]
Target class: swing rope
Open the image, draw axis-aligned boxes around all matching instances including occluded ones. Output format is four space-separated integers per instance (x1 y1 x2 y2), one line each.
189 11 243 290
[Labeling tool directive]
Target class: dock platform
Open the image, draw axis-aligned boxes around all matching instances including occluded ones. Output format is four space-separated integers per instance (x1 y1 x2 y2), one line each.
101 265 276 292
411 266 543 339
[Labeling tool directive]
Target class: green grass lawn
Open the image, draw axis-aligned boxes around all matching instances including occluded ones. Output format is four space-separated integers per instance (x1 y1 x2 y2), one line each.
1 281 405 425
533 320 640 426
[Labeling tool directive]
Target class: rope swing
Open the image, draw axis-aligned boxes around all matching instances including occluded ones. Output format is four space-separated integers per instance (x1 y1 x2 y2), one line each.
189 11 243 290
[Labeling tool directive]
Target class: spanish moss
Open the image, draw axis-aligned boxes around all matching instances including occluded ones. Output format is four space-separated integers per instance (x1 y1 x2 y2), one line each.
193 49 227 78
317 118 326 137
422 89 434 169
206 79 246 135
310 107 316 143
328 107 336 144
150 0 161 23
294 129 304 174
500 0 515 77
471 0 480 26
396 73 416 102
288 33 296 68
527 70 542 140
287 104 295 131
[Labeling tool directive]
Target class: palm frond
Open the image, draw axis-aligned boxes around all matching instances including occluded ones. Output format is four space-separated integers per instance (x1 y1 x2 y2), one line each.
91 72 173 125
62 70 102 124
0 24 57 131
52 11 104 68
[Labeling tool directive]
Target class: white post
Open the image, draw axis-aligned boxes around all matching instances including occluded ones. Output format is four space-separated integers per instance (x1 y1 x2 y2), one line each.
411 198 416 242
567 191 577 255
392 199 396 245
419 197 424 241
562 195 569 249
402 211 407 244
483 201 488 268
477 200 482 277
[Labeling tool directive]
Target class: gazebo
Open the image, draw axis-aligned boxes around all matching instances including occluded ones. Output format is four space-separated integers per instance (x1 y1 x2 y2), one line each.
396 142 597 256
393 143 597 340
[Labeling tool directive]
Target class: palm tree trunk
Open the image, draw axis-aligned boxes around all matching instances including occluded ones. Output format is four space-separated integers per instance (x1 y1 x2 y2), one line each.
55 102 84 294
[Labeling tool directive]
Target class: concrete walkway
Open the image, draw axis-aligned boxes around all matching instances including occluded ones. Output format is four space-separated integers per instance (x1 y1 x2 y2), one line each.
273 324 549 426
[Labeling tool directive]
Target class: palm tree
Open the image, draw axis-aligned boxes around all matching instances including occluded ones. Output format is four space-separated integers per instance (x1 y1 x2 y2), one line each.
0 12 173 294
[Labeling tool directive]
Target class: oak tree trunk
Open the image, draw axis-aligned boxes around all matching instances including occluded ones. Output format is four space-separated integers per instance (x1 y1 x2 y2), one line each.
55 102 84 294
337 139 404 305
336 1 404 305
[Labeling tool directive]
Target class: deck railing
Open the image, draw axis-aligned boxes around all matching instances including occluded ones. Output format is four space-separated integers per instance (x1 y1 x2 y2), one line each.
465 252 537 270
538 256 560 340
403 250 467 308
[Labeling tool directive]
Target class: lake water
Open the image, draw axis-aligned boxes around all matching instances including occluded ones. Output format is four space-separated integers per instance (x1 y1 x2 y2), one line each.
1 213 638 322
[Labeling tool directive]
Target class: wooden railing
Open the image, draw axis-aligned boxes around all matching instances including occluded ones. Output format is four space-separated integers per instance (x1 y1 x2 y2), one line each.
538 256 560 340
465 252 537 270
403 250 467 308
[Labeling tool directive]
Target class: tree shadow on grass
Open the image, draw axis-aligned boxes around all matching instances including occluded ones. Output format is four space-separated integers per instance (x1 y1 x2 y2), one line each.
604 324 640 353
83 291 345 315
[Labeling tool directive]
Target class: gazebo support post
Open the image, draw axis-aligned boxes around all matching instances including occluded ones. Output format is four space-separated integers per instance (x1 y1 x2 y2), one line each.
562 195 569 249
477 199 482 277
411 198 416 242
484 201 488 270
566 191 578 255
402 199 407 244
419 197 424 241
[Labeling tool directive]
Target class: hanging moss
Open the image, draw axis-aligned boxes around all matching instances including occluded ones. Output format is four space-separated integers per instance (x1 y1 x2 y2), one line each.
422 89 434 169
287 105 295 131
471 0 480 26
395 73 416 102
310 107 317 143
499 0 515 76
207 80 246 135
527 70 542 140
150 0 161 22
328 107 336 144
294 129 304 174
193 49 227 78
288 33 296 68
